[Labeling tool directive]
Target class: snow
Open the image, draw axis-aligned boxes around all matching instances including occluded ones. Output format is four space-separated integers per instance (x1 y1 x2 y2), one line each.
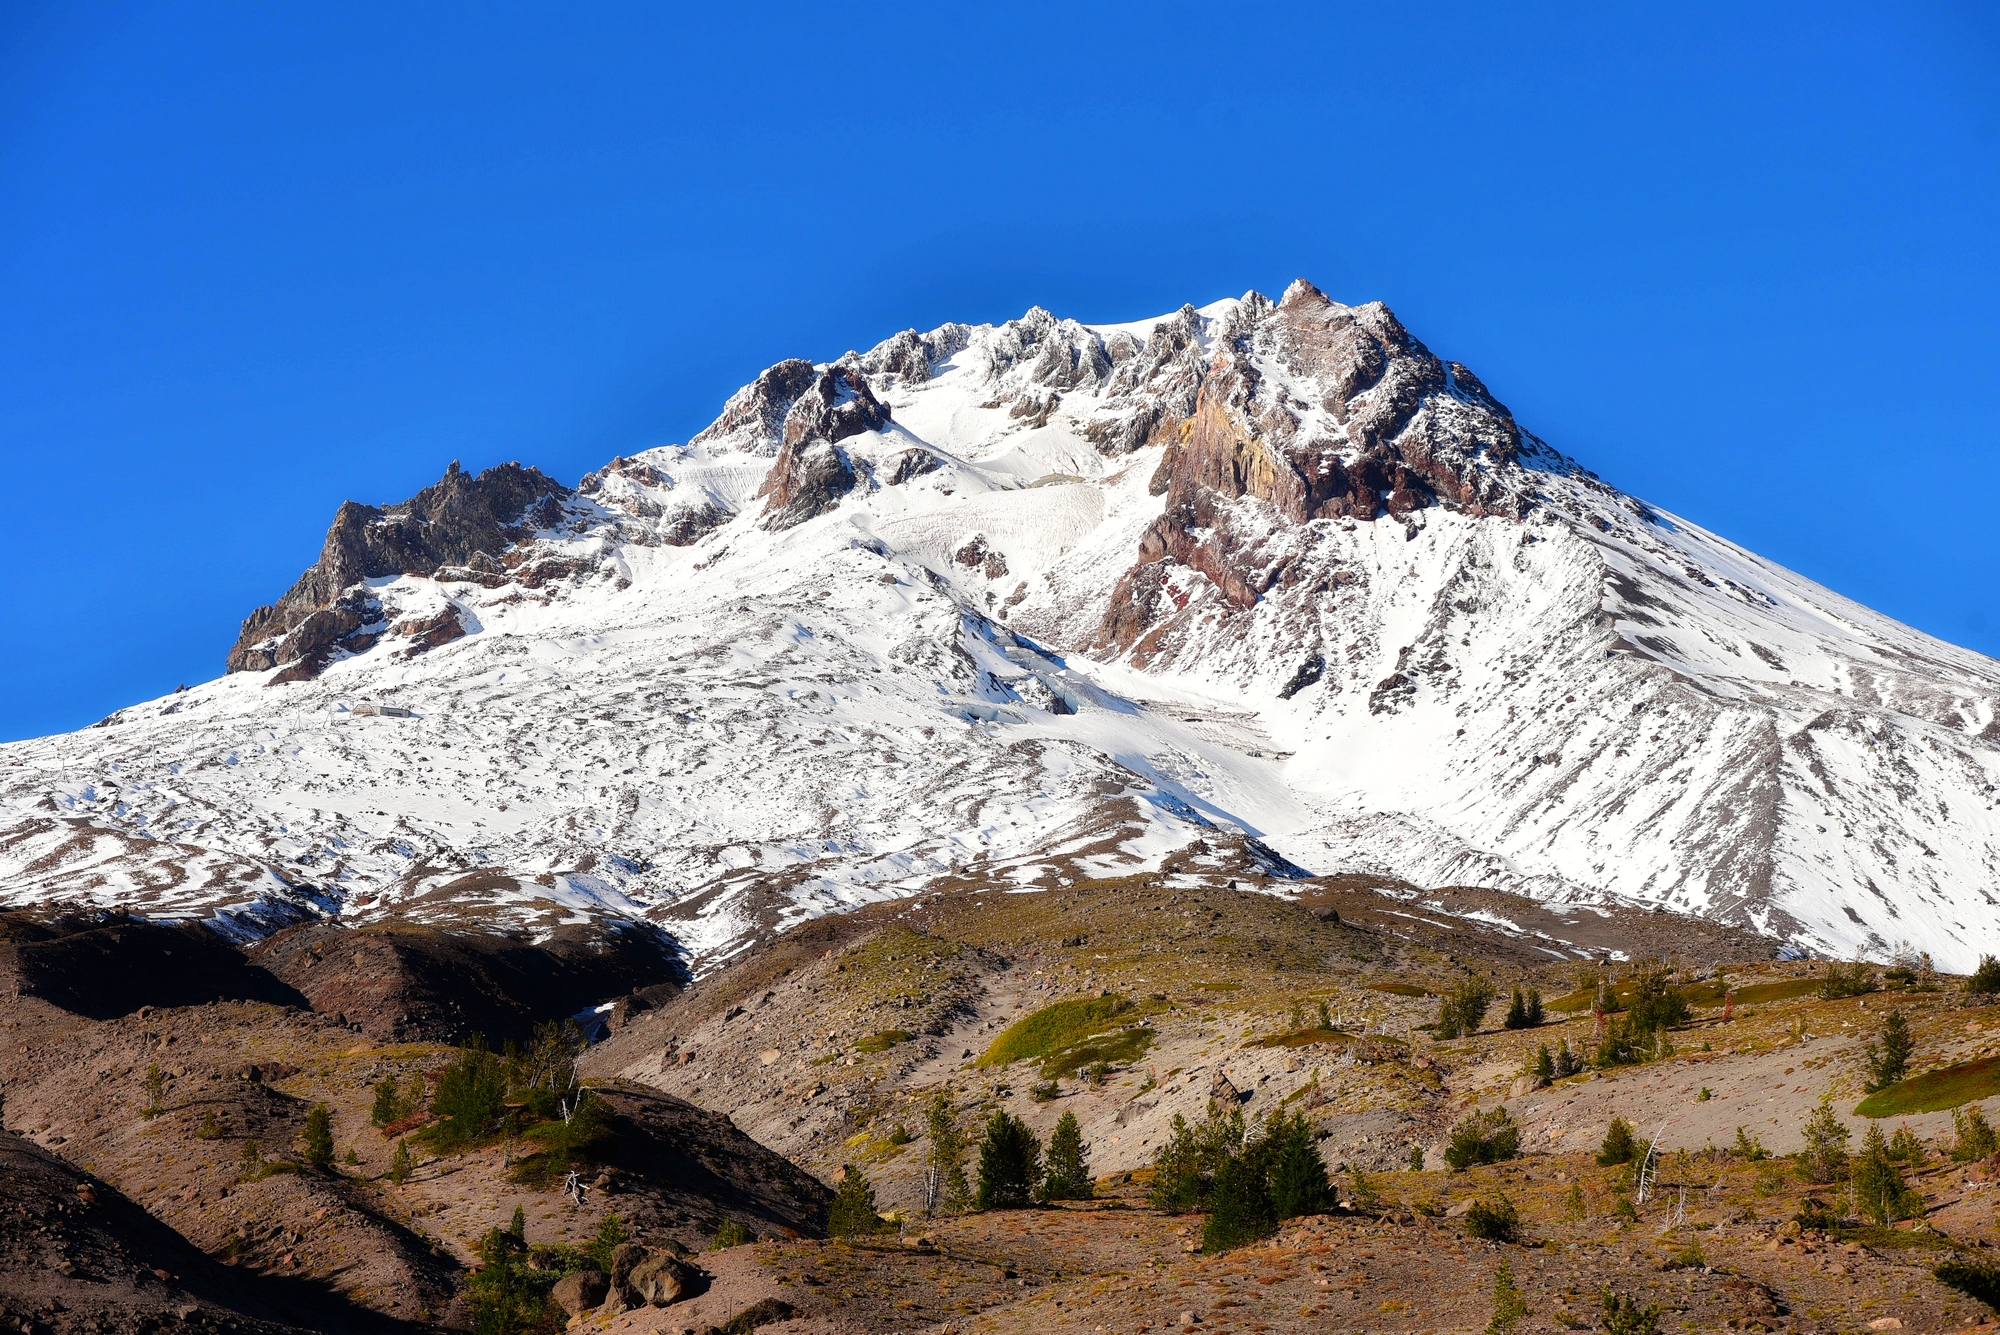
4 290 1999 972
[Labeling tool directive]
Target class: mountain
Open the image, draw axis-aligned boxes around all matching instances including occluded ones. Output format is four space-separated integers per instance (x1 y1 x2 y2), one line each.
4 279 1997 970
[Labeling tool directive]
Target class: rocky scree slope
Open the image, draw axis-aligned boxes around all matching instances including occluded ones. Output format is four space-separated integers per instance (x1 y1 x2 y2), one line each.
3 281 1998 967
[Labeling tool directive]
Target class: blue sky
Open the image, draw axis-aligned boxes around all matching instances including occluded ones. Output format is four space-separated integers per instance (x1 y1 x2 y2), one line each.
1 2 1997 741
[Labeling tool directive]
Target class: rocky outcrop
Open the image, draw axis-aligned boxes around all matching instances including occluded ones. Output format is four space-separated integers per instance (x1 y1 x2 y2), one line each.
754 363 890 529
690 359 819 455
550 1269 610 1316
227 460 568 677
1096 279 1535 650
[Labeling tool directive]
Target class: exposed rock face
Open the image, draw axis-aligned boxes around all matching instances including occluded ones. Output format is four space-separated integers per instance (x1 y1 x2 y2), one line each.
226 460 568 677
1097 279 1532 651
754 363 890 529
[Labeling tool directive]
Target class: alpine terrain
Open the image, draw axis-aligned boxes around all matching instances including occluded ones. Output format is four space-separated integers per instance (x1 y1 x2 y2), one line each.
3 279 1997 972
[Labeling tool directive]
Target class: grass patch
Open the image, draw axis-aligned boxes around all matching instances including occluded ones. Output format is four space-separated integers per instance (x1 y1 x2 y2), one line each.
1041 1027 1152 1078
1855 1056 2000 1118
1834 1224 1963 1252
980 995 1140 1068
1364 982 1432 997
1729 978 1827 1005
855 1030 914 1053
1545 974 1821 1014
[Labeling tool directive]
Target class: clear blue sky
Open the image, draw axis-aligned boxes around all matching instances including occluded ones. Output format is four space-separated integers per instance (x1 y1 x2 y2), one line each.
2 2 1997 742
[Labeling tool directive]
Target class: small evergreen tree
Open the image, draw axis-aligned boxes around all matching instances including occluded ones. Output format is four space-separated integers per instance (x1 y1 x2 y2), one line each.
975 1111 1041 1209
1888 1124 1926 1168
1534 1045 1555 1083
1597 1117 1638 1167
922 1092 971 1216
1148 1103 1245 1212
712 1218 753 1248
370 1074 401 1128
1503 986 1531 1030
1525 988 1543 1027
1952 1105 1999 1163
507 1204 526 1243
1263 1114 1329 1220
829 1165 888 1237
1732 1126 1769 1161
1852 1123 1923 1225
1435 977 1497 1039
1463 1194 1520 1242
1563 1179 1588 1221
1201 1152 1272 1252
301 1102 335 1169
1798 1091 1851 1184
1967 954 2000 995
142 1064 166 1118
585 1213 628 1270
1486 1259 1529 1334
388 1137 413 1184
1408 1145 1425 1172
1864 1010 1915 1091
1040 1111 1092 1200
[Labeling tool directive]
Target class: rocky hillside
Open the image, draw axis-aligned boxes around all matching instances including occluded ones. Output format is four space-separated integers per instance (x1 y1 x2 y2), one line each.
3 280 1998 968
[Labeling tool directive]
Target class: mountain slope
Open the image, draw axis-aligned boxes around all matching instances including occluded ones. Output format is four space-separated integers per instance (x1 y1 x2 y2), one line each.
3 280 1997 969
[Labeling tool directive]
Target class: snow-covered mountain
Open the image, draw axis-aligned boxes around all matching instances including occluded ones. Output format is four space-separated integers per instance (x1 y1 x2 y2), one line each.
5 280 1998 970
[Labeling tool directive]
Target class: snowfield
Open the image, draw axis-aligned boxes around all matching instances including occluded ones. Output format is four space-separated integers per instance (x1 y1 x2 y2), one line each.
3 283 1997 971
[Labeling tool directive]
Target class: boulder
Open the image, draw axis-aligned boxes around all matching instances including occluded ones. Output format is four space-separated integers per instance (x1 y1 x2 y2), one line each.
549 1270 609 1316
627 1252 707 1307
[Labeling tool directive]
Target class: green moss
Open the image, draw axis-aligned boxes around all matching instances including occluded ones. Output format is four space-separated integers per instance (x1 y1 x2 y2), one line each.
855 1029 914 1053
1364 982 1433 998
979 994 1164 1076
1855 1056 2000 1118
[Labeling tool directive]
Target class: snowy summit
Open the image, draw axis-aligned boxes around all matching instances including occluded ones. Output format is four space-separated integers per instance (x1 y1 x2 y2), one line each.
5 280 1998 970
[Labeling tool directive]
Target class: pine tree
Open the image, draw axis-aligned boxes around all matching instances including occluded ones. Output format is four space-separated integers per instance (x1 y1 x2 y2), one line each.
1503 986 1531 1030
1525 989 1544 1026
370 1074 401 1127
1799 1091 1851 1184
388 1137 413 1184
302 1103 335 1169
922 1092 971 1217
1852 1123 1921 1224
1952 1106 1999 1162
975 1111 1041 1210
586 1213 628 1270
1485 1258 1530 1334
1597 1117 1638 1167
507 1204 526 1243
142 1064 166 1118
1864 1010 1915 1092
1202 1152 1272 1252
1041 1111 1092 1200
829 1164 888 1237
1264 1115 1329 1219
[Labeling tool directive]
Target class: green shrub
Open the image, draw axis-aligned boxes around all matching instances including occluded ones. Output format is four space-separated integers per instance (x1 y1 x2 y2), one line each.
712 1217 754 1248
855 1030 913 1053
1599 1287 1662 1335
1888 1124 1925 1168
1189 1112 1327 1251
301 1103 335 1169
1040 1111 1092 1200
370 1073 405 1128
1864 1010 1915 1092
466 1223 557 1335
1445 1106 1520 1171
1820 959 1880 1000
1732 1126 1770 1161
1030 1080 1061 1102
1935 1259 2000 1313
143 1064 166 1118
388 1137 413 1184
1597 1117 1638 1167
1462 1194 1519 1242
1952 1105 1999 1162
975 1112 1041 1209
830 1165 888 1237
